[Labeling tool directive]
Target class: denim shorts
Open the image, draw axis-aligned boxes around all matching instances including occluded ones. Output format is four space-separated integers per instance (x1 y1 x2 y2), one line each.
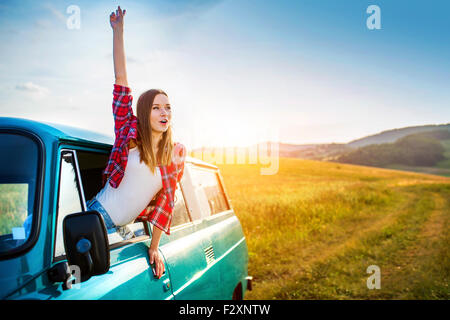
86 197 135 240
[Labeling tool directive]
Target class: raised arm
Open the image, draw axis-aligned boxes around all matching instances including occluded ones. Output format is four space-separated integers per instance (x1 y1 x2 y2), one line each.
110 6 128 87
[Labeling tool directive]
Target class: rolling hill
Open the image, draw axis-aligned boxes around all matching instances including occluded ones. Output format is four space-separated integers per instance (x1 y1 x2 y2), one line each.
333 130 450 177
347 123 450 148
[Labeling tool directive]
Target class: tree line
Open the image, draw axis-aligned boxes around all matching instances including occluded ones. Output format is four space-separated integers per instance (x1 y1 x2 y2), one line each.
333 130 450 167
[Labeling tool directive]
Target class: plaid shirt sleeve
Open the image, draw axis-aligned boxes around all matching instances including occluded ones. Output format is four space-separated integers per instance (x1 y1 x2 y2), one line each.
112 84 134 138
102 84 137 188
137 142 187 235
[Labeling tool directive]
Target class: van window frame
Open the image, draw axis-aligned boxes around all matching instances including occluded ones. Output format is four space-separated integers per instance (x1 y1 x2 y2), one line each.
168 181 193 231
53 144 152 262
53 148 87 261
0 129 45 260
215 170 232 210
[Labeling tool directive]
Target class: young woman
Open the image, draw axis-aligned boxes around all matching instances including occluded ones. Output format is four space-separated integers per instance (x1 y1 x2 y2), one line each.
86 6 186 279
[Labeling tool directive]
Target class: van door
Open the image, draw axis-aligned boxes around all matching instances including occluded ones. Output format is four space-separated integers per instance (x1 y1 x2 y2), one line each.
186 165 249 299
157 180 223 300
44 148 173 300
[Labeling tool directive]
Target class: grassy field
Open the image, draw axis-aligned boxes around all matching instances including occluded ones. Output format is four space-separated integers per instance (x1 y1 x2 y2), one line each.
216 158 450 299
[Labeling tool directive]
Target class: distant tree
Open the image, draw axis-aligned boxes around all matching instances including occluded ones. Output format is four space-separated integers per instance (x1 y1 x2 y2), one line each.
335 130 447 167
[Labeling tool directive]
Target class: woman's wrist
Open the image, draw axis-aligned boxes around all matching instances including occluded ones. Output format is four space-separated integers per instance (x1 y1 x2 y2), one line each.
150 225 163 250
150 234 160 249
149 242 159 251
113 27 123 35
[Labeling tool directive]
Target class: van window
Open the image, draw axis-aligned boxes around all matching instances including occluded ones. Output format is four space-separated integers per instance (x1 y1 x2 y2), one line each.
54 151 84 258
190 167 230 218
0 133 39 255
171 185 191 228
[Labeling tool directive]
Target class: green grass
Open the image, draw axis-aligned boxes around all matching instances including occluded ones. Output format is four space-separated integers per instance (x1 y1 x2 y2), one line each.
273 186 449 299
216 157 450 299
384 164 450 177
0 184 28 236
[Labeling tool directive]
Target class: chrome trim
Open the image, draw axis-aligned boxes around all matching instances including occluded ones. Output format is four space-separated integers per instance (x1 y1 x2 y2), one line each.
53 149 88 260
72 149 87 212
59 149 86 212
204 245 215 265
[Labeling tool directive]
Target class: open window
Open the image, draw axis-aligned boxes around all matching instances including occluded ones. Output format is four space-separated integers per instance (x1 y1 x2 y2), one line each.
76 149 149 247
76 149 108 203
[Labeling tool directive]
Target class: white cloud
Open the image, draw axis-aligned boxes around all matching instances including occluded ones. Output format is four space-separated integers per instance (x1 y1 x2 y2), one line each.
15 82 50 100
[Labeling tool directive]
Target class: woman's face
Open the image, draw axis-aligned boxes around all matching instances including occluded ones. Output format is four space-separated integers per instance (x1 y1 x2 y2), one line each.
150 93 172 133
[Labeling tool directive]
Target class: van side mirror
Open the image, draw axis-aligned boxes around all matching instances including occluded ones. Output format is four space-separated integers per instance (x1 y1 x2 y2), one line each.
63 211 110 282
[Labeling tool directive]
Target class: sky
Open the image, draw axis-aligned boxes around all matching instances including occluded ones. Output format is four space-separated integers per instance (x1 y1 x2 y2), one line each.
0 0 449 150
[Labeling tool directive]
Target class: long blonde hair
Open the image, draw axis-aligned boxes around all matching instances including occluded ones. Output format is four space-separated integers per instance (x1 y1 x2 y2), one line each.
135 89 174 174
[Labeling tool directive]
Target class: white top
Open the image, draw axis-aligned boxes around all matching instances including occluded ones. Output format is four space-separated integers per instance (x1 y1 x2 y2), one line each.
96 147 163 226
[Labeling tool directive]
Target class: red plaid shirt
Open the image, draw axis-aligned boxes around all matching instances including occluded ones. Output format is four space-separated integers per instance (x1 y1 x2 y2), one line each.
102 84 186 235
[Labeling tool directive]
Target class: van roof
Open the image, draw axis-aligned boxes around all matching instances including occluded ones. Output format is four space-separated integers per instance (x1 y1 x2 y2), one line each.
0 116 113 145
0 117 217 169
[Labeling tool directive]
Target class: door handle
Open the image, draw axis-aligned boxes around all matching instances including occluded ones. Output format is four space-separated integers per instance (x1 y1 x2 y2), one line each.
163 278 171 292
151 262 166 278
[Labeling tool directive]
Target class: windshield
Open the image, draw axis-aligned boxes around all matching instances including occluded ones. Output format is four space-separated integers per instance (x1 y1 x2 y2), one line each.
0 133 39 255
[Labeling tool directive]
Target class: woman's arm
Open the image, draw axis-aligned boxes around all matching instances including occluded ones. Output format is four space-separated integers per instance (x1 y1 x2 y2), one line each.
110 6 128 87
148 226 165 278
109 6 134 138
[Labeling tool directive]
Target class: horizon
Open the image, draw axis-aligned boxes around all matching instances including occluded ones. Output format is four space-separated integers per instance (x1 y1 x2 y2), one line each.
2 116 449 150
1 0 449 150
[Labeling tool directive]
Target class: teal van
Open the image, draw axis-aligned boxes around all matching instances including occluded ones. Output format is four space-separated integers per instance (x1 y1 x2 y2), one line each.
0 117 252 300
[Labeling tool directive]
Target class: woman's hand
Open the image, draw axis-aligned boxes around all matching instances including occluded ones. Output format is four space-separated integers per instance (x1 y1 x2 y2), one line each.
148 247 165 279
110 6 126 31
148 225 164 278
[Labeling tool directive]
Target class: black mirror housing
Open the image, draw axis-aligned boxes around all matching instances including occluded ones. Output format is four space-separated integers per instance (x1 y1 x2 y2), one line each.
63 211 110 282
